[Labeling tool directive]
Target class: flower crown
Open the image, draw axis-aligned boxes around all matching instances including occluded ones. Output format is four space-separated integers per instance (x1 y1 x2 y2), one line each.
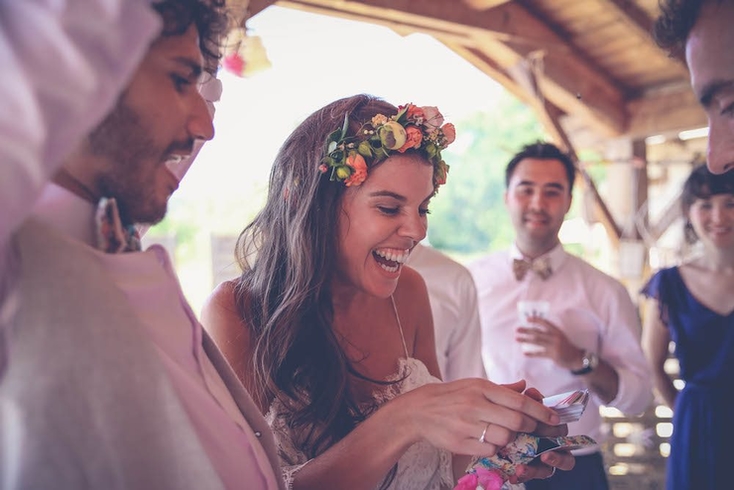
319 103 456 188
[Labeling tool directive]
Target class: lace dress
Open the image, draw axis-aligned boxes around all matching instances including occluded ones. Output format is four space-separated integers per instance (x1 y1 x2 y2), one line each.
265 297 454 489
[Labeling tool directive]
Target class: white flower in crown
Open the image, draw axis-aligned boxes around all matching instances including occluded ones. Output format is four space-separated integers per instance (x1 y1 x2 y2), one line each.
371 114 388 126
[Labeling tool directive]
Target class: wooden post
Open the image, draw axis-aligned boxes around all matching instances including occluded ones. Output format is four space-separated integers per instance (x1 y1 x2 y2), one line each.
632 139 649 240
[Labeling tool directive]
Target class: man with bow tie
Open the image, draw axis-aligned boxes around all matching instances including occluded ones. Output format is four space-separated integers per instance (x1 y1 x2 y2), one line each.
469 142 652 489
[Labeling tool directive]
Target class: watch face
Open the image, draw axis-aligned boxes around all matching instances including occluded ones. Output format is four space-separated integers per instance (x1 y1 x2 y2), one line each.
571 351 598 375
587 352 599 369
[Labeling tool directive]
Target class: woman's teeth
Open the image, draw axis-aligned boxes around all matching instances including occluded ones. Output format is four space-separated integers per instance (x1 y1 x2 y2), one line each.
373 248 410 272
374 248 410 263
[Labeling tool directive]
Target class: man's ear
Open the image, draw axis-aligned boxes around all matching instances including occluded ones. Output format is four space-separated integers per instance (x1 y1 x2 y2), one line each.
504 189 509 207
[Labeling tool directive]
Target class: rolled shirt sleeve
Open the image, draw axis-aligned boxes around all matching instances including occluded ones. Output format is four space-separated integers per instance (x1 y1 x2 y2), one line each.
599 280 654 415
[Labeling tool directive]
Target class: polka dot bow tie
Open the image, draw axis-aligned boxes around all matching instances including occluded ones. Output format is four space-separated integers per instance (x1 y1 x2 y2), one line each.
95 197 141 253
512 256 552 281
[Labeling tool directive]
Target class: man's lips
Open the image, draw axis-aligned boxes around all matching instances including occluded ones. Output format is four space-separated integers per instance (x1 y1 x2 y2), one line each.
163 153 191 184
523 214 549 225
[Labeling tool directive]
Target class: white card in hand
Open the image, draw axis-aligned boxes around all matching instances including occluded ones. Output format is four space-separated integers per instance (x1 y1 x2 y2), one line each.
542 389 590 423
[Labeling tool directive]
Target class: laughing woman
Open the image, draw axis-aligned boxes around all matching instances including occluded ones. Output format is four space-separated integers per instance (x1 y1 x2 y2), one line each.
202 94 573 490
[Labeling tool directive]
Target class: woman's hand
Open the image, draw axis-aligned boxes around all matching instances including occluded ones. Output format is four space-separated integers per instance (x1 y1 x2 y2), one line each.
392 378 562 458
505 385 574 483
510 449 576 484
522 386 569 438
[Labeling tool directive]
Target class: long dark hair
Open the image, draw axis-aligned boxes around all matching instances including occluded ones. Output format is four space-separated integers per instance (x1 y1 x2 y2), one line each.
234 95 402 458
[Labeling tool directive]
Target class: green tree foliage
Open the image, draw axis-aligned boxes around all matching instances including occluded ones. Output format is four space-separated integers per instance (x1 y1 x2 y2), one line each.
427 95 546 255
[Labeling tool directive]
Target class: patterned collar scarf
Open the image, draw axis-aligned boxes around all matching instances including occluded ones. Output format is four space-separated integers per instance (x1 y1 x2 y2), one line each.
95 197 141 253
53 169 141 253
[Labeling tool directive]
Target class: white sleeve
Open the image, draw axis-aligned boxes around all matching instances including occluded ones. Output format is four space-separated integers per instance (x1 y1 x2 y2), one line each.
600 281 654 415
441 268 487 382
0 0 160 245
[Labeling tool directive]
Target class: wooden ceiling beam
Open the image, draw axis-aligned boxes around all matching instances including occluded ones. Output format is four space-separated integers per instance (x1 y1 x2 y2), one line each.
468 36 626 138
598 0 654 43
598 0 687 66
627 86 707 138
276 0 628 136
461 0 513 10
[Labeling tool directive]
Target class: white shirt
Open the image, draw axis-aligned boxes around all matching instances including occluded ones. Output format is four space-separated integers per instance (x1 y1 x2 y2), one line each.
469 244 653 448
407 243 486 381
30 184 281 490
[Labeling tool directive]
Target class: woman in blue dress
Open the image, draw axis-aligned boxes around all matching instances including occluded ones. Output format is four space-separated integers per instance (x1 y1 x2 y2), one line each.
641 164 734 490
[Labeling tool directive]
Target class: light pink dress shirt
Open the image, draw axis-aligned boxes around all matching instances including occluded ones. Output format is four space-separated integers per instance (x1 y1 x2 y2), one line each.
0 0 159 346
31 184 281 490
469 244 653 452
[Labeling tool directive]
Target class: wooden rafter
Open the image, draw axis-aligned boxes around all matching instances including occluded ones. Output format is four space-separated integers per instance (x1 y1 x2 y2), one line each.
600 0 654 43
600 0 687 66
237 0 704 141
461 0 512 10
274 0 628 137
627 85 707 137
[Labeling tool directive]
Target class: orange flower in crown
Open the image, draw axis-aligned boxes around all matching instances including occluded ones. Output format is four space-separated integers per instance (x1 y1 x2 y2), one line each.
344 153 368 187
320 103 455 191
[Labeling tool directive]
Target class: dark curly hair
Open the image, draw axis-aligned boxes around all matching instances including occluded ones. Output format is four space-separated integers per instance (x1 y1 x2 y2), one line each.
652 0 720 56
681 163 734 243
153 0 229 73
505 141 577 194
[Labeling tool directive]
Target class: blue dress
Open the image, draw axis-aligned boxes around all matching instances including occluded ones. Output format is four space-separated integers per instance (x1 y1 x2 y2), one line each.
642 267 734 490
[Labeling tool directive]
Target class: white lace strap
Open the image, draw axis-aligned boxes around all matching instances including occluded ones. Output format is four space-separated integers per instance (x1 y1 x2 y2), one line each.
390 295 409 358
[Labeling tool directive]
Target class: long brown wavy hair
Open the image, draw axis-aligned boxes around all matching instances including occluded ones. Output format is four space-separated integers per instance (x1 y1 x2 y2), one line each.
234 94 409 460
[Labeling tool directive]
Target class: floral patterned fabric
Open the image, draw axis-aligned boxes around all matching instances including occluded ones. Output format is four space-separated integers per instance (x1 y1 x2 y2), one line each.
459 433 597 489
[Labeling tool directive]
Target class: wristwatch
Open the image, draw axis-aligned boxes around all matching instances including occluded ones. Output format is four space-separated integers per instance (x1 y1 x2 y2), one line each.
570 350 598 375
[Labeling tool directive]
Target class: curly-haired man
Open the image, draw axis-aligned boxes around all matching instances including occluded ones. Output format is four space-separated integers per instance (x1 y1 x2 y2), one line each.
654 0 734 174
0 2 284 489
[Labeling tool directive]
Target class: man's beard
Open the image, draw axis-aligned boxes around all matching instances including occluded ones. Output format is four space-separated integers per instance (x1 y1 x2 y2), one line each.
88 99 169 226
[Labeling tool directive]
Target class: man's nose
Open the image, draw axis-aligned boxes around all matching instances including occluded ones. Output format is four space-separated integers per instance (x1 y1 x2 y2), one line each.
187 91 215 141
707 118 732 175
529 191 544 209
